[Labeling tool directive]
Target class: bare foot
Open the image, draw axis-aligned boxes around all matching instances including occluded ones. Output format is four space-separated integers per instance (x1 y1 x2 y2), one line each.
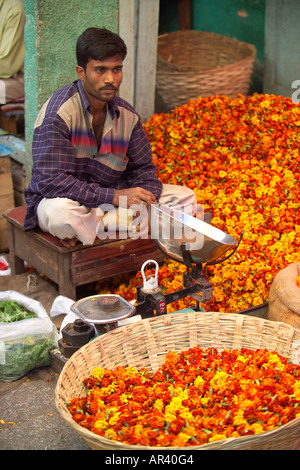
60 237 78 247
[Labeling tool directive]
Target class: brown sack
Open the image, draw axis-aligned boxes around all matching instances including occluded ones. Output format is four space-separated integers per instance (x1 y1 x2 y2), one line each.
268 262 300 328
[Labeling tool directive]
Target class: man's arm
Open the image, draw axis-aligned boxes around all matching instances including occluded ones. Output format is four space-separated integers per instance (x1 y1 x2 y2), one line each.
120 119 163 201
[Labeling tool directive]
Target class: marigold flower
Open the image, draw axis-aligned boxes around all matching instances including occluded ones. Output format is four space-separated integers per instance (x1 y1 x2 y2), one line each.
97 93 300 313
294 380 300 400
91 367 105 380
68 346 300 447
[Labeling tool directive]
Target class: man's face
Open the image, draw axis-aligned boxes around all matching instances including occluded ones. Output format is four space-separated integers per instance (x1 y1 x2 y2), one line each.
76 55 123 104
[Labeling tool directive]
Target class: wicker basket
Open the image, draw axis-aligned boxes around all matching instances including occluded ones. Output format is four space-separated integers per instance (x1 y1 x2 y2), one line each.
55 311 300 450
156 30 257 109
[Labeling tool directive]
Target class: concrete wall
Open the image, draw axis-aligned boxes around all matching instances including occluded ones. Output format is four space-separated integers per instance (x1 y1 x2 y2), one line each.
264 0 300 98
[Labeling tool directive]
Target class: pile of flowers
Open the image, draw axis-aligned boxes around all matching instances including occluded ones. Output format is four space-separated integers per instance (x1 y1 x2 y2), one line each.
98 93 300 313
67 346 300 447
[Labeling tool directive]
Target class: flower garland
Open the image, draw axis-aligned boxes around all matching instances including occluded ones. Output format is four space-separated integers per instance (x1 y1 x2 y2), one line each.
97 93 300 313
67 347 300 447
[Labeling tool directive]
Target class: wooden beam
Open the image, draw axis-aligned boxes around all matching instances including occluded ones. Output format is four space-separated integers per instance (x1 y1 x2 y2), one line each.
178 0 192 30
135 0 160 121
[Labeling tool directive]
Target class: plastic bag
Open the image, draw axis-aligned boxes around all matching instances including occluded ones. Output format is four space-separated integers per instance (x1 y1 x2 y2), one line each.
0 290 59 381
268 262 300 328
49 295 76 339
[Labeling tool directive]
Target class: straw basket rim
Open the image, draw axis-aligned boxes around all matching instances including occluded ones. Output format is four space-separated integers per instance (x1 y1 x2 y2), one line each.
157 29 257 73
55 311 300 450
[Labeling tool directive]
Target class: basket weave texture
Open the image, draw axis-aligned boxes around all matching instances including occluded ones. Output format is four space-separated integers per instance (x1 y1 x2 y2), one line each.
156 30 257 109
55 311 300 450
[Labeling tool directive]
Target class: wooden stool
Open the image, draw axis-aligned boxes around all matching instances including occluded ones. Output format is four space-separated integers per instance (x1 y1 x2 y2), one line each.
3 206 164 300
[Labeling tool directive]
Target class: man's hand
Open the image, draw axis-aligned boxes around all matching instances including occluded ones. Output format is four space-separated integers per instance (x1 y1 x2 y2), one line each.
113 187 157 207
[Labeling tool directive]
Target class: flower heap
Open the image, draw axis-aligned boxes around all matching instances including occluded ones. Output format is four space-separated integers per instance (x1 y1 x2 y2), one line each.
100 93 300 313
67 347 300 447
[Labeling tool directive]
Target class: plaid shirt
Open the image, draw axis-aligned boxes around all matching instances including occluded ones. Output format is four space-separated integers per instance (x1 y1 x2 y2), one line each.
24 79 162 230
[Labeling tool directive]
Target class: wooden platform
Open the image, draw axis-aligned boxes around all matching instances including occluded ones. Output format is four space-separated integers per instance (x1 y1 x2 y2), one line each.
4 206 164 300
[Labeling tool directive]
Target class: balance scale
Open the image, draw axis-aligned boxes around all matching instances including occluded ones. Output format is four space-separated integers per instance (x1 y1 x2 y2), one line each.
57 203 243 358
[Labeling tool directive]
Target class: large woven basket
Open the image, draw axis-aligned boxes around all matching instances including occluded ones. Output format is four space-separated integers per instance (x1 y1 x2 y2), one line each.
55 311 300 450
156 30 257 109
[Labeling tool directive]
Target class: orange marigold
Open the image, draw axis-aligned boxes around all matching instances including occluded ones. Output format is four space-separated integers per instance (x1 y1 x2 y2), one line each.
67 346 300 447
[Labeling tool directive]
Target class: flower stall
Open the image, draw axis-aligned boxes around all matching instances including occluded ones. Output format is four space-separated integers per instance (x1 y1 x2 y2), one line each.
56 93 300 450
99 93 300 314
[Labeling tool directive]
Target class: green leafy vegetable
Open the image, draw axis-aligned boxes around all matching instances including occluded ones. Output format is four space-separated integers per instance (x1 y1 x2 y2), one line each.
0 335 56 381
0 300 36 323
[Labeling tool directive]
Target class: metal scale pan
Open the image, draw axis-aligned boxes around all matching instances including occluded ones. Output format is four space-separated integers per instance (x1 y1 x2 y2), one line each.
70 294 136 332
149 203 238 266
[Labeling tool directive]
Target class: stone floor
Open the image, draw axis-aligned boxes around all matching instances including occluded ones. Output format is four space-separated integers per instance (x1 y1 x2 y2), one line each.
0 366 90 450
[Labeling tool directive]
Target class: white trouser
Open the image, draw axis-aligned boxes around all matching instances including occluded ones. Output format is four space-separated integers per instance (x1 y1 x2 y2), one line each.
36 184 197 245
0 72 24 102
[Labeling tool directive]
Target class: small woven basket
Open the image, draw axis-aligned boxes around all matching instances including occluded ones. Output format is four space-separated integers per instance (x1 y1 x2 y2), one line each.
55 311 300 450
156 30 257 109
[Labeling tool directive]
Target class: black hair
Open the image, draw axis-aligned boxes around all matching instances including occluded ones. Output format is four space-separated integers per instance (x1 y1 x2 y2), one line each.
76 27 127 69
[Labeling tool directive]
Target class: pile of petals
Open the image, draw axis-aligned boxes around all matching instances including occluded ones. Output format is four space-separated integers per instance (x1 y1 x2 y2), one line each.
67 347 300 447
98 93 300 313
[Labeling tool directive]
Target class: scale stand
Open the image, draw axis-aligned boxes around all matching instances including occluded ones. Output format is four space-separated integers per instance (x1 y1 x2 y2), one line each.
135 234 243 318
135 253 211 318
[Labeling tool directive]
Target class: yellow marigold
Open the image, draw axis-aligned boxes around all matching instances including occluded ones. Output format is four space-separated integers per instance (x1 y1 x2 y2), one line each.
179 407 194 422
125 366 138 376
233 409 248 427
239 379 256 393
194 375 205 387
222 205 232 216
120 393 128 403
109 411 121 426
251 115 260 126
166 395 184 413
100 383 117 395
200 396 211 406
94 418 108 430
164 390 188 422
267 354 285 371
251 423 265 434
153 398 164 412
209 433 227 443
172 432 191 447
133 424 144 439
164 411 177 423
232 395 239 405
293 380 300 400
91 367 105 379
210 370 229 391
172 386 187 398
